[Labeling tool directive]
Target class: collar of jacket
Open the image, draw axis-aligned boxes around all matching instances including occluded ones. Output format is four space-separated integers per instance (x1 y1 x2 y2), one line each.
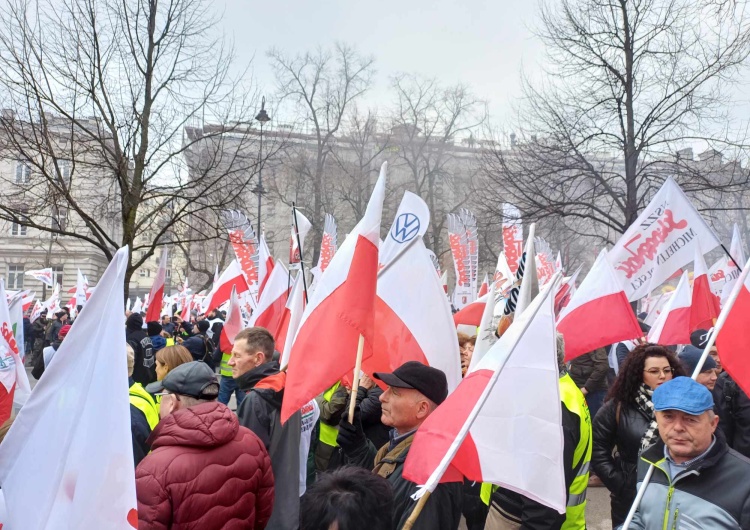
641 427 729 476
374 433 415 479
235 360 281 392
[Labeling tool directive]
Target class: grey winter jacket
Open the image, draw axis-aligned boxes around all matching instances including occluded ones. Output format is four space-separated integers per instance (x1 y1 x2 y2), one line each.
624 430 750 529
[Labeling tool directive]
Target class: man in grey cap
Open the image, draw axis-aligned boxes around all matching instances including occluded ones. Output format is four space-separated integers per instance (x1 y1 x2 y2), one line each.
336 361 463 530
135 361 275 530
623 376 750 529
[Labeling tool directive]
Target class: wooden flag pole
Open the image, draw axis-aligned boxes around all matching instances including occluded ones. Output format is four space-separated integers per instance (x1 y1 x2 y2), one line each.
402 491 432 530
348 334 365 424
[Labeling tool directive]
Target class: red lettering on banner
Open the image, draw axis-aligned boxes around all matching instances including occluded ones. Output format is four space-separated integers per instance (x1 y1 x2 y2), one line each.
615 210 688 279
1 323 18 355
449 234 469 286
503 227 522 273
229 230 258 283
711 270 726 283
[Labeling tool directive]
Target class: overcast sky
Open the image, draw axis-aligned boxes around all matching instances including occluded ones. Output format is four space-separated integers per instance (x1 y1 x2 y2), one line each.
221 0 544 124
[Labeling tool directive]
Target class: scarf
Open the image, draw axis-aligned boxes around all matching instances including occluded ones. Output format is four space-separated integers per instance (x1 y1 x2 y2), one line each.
635 383 659 451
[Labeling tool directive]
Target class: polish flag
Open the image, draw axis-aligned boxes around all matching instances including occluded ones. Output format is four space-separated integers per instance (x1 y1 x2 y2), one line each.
477 273 489 298
364 191 462 393
648 271 691 345
281 163 387 423
202 260 250 314
716 257 750 396
721 224 746 304
0 247 138 529
219 286 244 355
180 294 193 322
554 265 581 317
402 278 566 514
453 294 489 327
690 241 720 332
278 274 307 370
258 234 275 296
145 247 168 323
557 249 642 361
248 261 290 340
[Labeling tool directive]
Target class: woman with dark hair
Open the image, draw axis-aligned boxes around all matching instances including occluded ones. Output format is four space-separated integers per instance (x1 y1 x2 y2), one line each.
591 343 686 527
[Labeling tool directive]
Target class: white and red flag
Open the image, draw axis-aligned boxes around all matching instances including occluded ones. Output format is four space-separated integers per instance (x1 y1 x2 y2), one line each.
202 260 250 314
30 300 44 323
452 293 489 328
278 274 307 370
145 247 168 323
608 177 721 301
25 268 53 287
690 241 720 332
553 265 581 317
0 280 31 421
558 249 642 361
221 210 260 300
477 273 489 298
364 191 462 393
502 204 524 274
0 247 138 529
289 209 313 267
402 276 566 514
219 286 244 355
258 234 275 296
281 162 387 423
716 256 750 396
248 261 291 340
648 271 691 345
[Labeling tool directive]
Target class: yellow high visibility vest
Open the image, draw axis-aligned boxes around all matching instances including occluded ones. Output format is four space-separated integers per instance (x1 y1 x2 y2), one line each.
129 382 160 430
319 382 341 447
481 374 592 530
220 352 232 377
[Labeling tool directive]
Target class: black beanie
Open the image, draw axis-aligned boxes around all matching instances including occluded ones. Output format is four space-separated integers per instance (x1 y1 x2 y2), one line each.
197 320 211 333
147 321 163 336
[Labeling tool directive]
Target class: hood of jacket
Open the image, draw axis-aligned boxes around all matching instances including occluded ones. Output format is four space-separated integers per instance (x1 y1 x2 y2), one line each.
235 360 280 391
148 401 238 449
235 361 285 407
126 313 144 332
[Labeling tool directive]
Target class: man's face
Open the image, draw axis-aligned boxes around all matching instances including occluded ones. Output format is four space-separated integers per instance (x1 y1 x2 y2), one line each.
657 409 719 464
696 369 718 391
460 343 474 374
228 338 265 378
709 346 722 372
60 313 68 322
379 386 430 433
162 316 169 325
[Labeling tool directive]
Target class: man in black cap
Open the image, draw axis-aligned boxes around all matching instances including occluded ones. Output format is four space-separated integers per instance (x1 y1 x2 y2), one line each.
337 361 463 530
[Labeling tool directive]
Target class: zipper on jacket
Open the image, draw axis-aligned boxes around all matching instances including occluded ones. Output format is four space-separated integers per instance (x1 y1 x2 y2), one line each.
662 486 674 530
671 507 679 530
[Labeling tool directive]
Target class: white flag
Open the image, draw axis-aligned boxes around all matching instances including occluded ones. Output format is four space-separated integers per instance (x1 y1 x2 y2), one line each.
0 248 137 529
25 268 54 288
608 177 720 301
75 269 88 307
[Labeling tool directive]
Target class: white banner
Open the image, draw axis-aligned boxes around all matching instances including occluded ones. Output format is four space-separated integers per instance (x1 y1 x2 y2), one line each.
25 268 53 287
608 177 720 301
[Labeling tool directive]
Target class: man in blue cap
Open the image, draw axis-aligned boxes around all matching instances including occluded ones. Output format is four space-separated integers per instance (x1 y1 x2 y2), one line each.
624 377 750 529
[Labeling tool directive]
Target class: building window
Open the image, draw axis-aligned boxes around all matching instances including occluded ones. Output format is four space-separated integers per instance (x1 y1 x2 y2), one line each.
15 159 31 184
139 269 150 278
166 269 171 278
52 205 68 231
58 160 71 186
51 265 64 287
7 265 24 289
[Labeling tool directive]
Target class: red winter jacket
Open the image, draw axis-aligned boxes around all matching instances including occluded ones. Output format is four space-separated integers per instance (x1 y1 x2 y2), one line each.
136 401 275 530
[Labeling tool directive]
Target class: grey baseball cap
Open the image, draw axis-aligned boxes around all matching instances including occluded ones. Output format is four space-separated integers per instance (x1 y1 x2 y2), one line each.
145 361 219 399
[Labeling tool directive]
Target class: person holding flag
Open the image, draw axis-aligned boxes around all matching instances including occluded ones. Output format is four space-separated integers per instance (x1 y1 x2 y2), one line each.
336 361 463 530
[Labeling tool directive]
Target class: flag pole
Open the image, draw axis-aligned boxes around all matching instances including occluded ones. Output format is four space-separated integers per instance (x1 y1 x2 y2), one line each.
292 203 309 304
622 254 750 529
402 491 432 530
348 334 365 424
720 242 743 273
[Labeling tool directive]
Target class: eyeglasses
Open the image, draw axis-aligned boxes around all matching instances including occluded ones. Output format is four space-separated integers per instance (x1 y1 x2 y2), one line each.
644 367 673 376
154 392 180 401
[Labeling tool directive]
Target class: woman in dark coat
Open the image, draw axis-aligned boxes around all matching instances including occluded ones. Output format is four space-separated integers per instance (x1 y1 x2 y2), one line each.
591 343 685 527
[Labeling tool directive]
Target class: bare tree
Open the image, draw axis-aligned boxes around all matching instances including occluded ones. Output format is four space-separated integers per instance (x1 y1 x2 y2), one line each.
389 73 487 256
479 0 750 247
0 0 265 298
268 43 375 262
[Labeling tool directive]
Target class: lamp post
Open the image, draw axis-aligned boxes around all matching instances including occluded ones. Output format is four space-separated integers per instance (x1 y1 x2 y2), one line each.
253 96 271 236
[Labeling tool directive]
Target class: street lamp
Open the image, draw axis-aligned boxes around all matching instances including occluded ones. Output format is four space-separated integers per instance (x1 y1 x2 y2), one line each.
253 96 271 236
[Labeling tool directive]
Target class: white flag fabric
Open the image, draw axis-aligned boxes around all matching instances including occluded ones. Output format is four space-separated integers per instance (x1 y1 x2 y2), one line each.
75 269 88 307
608 177 720 301
515 224 538 316
0 247 137 530
403 276 566 514
721 224 746 304
289 209 313 266
0 281 31 413
648 271 692 345
469 278 498 372
278 275 306 370
378 191 429 267
132 296 143 314
25 268 54 287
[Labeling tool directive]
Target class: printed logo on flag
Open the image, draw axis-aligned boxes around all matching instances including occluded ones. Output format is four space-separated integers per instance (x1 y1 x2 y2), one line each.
390 213 420 244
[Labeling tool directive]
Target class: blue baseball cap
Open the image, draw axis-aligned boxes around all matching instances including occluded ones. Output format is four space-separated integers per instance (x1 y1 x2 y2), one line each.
653 377 714 415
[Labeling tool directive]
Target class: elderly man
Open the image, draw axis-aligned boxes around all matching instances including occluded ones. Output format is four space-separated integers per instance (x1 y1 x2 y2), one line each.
135 361 275 530
624 376 750 529
337 361 463 530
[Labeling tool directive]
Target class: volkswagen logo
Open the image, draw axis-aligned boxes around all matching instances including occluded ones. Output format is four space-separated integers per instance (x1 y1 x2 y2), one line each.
390 213 420 243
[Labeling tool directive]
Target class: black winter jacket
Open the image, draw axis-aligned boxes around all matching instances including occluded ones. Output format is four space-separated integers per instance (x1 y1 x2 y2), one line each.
591 398 652 524
342 430 463 530
356 385 390 449
126 314 156 385
236 361 302 530
714 372 750 459
569 348 609 394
